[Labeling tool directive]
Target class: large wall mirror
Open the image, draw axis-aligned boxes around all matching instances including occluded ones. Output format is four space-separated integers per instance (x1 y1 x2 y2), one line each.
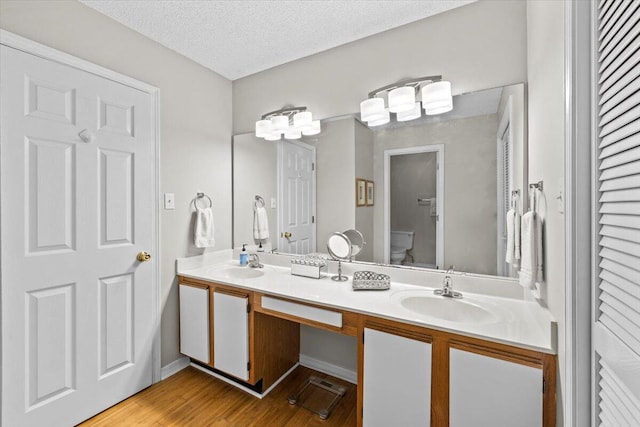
233 83 527 278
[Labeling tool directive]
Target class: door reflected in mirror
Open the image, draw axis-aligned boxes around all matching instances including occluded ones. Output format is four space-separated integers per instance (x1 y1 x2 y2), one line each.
232 83 526 278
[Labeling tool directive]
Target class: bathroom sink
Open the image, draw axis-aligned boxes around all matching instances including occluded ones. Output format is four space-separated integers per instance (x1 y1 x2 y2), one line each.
398 294 499 324
212 267 265 280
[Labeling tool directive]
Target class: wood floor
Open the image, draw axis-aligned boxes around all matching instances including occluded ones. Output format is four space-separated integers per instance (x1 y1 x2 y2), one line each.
79 366 357 426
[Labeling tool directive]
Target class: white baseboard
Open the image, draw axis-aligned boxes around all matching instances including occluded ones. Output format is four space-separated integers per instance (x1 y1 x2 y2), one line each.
299 354 357 384
160 356 190 380
191 362 299 399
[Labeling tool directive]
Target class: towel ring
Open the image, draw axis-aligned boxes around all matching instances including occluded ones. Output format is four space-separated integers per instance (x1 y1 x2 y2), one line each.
255 195 265 208
193 192 213 210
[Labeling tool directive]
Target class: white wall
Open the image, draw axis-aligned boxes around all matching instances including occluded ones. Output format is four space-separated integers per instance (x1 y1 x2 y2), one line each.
526 1 566 425
232 0 527 134
0 0 233 368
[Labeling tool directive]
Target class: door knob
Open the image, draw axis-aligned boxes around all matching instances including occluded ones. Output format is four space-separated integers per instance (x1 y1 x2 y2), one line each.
78 129 96 143
282 231 292 239
137 251 151 262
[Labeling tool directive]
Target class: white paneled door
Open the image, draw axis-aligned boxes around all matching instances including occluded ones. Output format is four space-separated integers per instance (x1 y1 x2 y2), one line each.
1 44 156 426
278 140 316 254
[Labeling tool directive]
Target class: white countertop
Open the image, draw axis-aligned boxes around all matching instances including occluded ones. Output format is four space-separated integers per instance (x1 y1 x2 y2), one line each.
177 250 557 354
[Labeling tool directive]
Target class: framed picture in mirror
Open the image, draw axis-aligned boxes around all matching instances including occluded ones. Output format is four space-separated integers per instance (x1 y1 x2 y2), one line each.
366 180 374 206
356 178 366 206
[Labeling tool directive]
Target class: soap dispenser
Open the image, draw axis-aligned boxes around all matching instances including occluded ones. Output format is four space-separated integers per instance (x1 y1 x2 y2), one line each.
257 242 265 252
240 244 248 265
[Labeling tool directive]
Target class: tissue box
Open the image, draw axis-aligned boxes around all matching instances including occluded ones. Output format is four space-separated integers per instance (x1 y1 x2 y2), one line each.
291 256 327 279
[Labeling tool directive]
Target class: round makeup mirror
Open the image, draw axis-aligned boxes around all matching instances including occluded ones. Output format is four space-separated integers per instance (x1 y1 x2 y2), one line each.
327 233 352 260
327 230 365 281
343 229 365 258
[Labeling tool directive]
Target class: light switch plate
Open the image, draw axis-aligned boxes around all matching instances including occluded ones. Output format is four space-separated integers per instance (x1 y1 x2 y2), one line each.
164 193 175 210
271 197 277 209
558 181 564 214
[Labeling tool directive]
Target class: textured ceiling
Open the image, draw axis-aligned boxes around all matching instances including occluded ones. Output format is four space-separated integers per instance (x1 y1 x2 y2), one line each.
80 0 475 80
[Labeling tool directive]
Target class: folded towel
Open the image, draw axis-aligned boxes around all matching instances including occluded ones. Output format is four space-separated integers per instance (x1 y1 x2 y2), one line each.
533 213 544 295
505 209 521 265
519 211 543 288
515 211 521 261
253 204 270 240
194 207 215 248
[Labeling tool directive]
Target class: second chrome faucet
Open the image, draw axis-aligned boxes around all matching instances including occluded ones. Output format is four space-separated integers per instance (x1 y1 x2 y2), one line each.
434 266 463 299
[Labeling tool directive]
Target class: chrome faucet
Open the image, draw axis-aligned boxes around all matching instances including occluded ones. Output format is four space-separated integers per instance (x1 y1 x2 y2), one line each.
248 253 263 268
434 266 462 298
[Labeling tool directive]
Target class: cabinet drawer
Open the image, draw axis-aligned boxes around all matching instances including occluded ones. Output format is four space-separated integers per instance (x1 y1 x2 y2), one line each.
261 296 343 328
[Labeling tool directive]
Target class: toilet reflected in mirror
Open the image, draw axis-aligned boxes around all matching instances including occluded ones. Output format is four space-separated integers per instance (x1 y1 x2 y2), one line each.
390 230 415 265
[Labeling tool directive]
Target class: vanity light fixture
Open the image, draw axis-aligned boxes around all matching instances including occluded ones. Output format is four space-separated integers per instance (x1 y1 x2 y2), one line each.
360 75 453 127
255 106 321 140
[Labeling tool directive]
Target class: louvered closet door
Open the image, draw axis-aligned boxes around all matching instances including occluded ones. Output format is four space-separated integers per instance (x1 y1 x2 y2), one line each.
594 1 640 425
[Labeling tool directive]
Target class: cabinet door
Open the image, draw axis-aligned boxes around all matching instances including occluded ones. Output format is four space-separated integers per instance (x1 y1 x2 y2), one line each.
363 328 431 427
450 348 542 427
213 291 249 381
179 284 210 363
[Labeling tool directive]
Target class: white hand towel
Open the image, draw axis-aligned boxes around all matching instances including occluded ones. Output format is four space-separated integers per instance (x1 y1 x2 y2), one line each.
519 211 543 288
514 211 521 262
194 207 215 248
253 205 270 240
505 209 516 264
506 209 522 265
534 213 544 282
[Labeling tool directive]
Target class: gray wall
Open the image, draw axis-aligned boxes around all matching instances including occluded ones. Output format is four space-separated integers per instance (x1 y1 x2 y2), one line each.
0 0 233 367
374 114 499 275
527 1 566 425
232 0 528 134
390 152 438 266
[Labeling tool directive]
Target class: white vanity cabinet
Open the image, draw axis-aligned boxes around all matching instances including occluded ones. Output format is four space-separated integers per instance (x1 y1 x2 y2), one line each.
213 290 250 381
178 277 301 392
362 327 432 427
449 347 543 427
358 316 555 427
179 283 211 364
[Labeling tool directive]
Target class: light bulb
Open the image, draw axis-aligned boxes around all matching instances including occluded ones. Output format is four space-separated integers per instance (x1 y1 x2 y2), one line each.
293 111 313 131
270 115 289 132
255 119 273 138
388 86 415 113
422 81 453 115
360 98 385 121
397 102 422 122
302 120 321 136
368 110 390 127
